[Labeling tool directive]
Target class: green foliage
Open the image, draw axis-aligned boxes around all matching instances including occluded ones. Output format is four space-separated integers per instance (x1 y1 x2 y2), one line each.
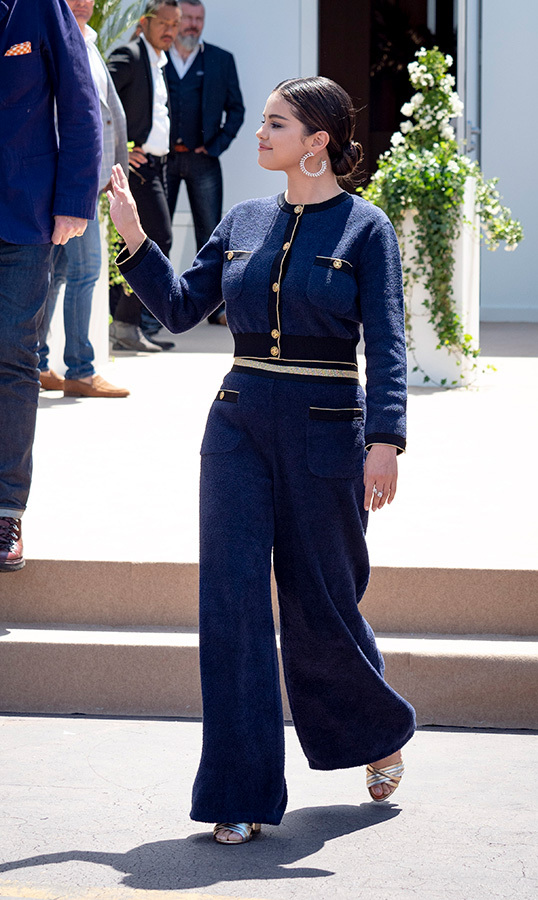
90 1 144 290
89 0 145 54
99 194 132 291
360 48 523 379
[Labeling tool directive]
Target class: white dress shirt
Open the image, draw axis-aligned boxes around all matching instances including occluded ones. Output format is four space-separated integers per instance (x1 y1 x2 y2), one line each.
168 42 201 80
84 25 108 103
140 33 170 157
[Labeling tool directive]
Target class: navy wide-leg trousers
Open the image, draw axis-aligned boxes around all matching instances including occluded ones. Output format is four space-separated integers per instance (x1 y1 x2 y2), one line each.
190 371 416 825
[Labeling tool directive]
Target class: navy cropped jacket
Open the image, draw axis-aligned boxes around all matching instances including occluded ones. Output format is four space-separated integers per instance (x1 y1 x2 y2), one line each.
118 191 407 451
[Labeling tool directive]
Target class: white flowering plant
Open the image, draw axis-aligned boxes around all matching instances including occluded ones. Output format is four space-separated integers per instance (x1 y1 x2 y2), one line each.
360 48 523 375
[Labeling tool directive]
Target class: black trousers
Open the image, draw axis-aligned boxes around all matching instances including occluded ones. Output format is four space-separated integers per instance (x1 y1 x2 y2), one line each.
167 150 225 324
114 155 172 328
166 150 222 250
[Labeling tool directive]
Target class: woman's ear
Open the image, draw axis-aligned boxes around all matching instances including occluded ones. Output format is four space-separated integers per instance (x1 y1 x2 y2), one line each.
308 130 330 152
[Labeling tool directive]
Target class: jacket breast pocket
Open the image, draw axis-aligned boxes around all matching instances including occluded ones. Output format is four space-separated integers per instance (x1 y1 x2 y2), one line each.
222 249 253 301
0 51 45 108
306 256 357 315
307 406 364 478
200 389 242 454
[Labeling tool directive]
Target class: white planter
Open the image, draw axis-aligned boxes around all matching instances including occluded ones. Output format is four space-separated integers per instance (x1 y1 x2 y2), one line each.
403 178 481 387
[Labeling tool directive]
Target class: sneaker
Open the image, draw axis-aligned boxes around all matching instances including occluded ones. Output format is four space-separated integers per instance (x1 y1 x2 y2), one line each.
109 321 162 352
0 517 24 572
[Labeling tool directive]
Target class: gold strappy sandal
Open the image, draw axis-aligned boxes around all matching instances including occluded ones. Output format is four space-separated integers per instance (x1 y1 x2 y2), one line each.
213 822 261 844
366 760 405 802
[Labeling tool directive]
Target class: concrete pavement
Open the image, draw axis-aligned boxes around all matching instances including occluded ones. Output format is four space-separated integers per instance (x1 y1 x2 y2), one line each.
0 321 537 726
0 322 537 899
0 715 536 900
21 321 538 568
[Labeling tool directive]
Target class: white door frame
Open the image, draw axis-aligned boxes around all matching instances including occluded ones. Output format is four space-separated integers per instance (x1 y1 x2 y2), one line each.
456 0 482 161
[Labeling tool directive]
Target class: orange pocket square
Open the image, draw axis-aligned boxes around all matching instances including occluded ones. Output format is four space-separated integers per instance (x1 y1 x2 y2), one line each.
5 41 32 56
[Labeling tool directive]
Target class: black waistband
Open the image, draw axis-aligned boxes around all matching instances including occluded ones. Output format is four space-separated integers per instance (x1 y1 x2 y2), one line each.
233 333 358 364
145 153 168 165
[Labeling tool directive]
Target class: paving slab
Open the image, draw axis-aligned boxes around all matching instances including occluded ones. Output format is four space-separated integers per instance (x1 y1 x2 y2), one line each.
17 322 538 570
0 715 536 900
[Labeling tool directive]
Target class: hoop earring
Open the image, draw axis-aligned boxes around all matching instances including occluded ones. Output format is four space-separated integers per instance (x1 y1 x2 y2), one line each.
299 152 327 178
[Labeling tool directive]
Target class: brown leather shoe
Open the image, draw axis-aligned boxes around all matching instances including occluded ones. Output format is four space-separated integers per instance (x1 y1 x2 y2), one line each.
63 375 130 398
39 369 65 391
0 517 24 572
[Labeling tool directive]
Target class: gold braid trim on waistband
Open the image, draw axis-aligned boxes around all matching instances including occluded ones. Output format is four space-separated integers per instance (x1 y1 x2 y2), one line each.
233 357 360 381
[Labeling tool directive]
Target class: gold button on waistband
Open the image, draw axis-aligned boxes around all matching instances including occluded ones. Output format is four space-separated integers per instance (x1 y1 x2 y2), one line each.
271 329 280 339
333 258 343 269
226 251 234 260
282 242 290 250
219 391 225 399
294 205 303 214
270 346 279 356
272 282 279 292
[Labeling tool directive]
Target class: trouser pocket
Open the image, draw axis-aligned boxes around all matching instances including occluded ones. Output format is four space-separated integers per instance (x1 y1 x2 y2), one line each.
307 406 364 477
200 389 242 454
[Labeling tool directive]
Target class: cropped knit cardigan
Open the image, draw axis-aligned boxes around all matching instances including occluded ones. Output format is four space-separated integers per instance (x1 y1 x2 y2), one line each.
118 191 407 451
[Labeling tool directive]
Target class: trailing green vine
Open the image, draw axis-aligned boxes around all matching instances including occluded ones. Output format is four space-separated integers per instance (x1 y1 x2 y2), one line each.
360 48 523 384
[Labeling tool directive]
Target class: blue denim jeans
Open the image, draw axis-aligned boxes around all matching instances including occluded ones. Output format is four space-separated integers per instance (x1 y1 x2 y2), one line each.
0 239 53 517
38 216 101 380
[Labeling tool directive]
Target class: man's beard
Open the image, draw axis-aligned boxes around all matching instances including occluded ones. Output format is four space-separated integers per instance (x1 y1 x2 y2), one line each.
177 33 199 51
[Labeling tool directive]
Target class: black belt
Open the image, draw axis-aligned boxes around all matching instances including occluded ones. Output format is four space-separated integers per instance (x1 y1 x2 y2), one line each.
233 332 358 364
145 152 168 164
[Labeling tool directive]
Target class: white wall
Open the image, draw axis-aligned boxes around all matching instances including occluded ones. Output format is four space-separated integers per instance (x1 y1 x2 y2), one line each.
170 0 318 273
480 0 538 321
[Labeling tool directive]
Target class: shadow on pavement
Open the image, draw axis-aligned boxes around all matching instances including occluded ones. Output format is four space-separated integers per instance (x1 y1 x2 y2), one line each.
0 803 400 890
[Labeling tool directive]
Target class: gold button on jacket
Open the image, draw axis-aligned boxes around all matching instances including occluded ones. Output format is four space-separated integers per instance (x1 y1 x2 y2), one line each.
270 346 279 357
271 329 280 339
333 259 343 269
227 251 234 260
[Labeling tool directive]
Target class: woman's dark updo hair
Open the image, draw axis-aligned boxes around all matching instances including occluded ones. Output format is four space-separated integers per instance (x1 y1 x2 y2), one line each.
274 76 363 186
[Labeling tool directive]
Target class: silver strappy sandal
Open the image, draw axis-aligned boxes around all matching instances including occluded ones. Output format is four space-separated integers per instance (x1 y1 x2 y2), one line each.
366 760 405 801
213 822 261 844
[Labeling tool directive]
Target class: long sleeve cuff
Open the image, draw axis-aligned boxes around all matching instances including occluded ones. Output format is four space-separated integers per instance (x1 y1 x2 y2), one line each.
116 237 152 274
365 433 406 455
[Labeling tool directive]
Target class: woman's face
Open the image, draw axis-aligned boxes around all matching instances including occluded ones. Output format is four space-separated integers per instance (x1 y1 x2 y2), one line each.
256 92 313 173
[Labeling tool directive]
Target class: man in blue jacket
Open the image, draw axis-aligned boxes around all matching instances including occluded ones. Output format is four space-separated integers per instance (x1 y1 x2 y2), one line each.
0 0 102 571
166 0 244 324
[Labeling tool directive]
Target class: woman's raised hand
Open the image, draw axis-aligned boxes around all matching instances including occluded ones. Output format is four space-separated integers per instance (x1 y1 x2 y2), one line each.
106 164 146 255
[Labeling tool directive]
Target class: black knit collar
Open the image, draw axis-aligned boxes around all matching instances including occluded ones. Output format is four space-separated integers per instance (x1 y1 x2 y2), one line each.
277 191 350 214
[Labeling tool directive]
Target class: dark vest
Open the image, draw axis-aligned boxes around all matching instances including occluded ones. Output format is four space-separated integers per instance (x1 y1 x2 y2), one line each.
166 49 204 149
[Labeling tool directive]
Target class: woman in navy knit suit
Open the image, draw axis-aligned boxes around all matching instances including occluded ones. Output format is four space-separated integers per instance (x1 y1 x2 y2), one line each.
108 76 416 844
